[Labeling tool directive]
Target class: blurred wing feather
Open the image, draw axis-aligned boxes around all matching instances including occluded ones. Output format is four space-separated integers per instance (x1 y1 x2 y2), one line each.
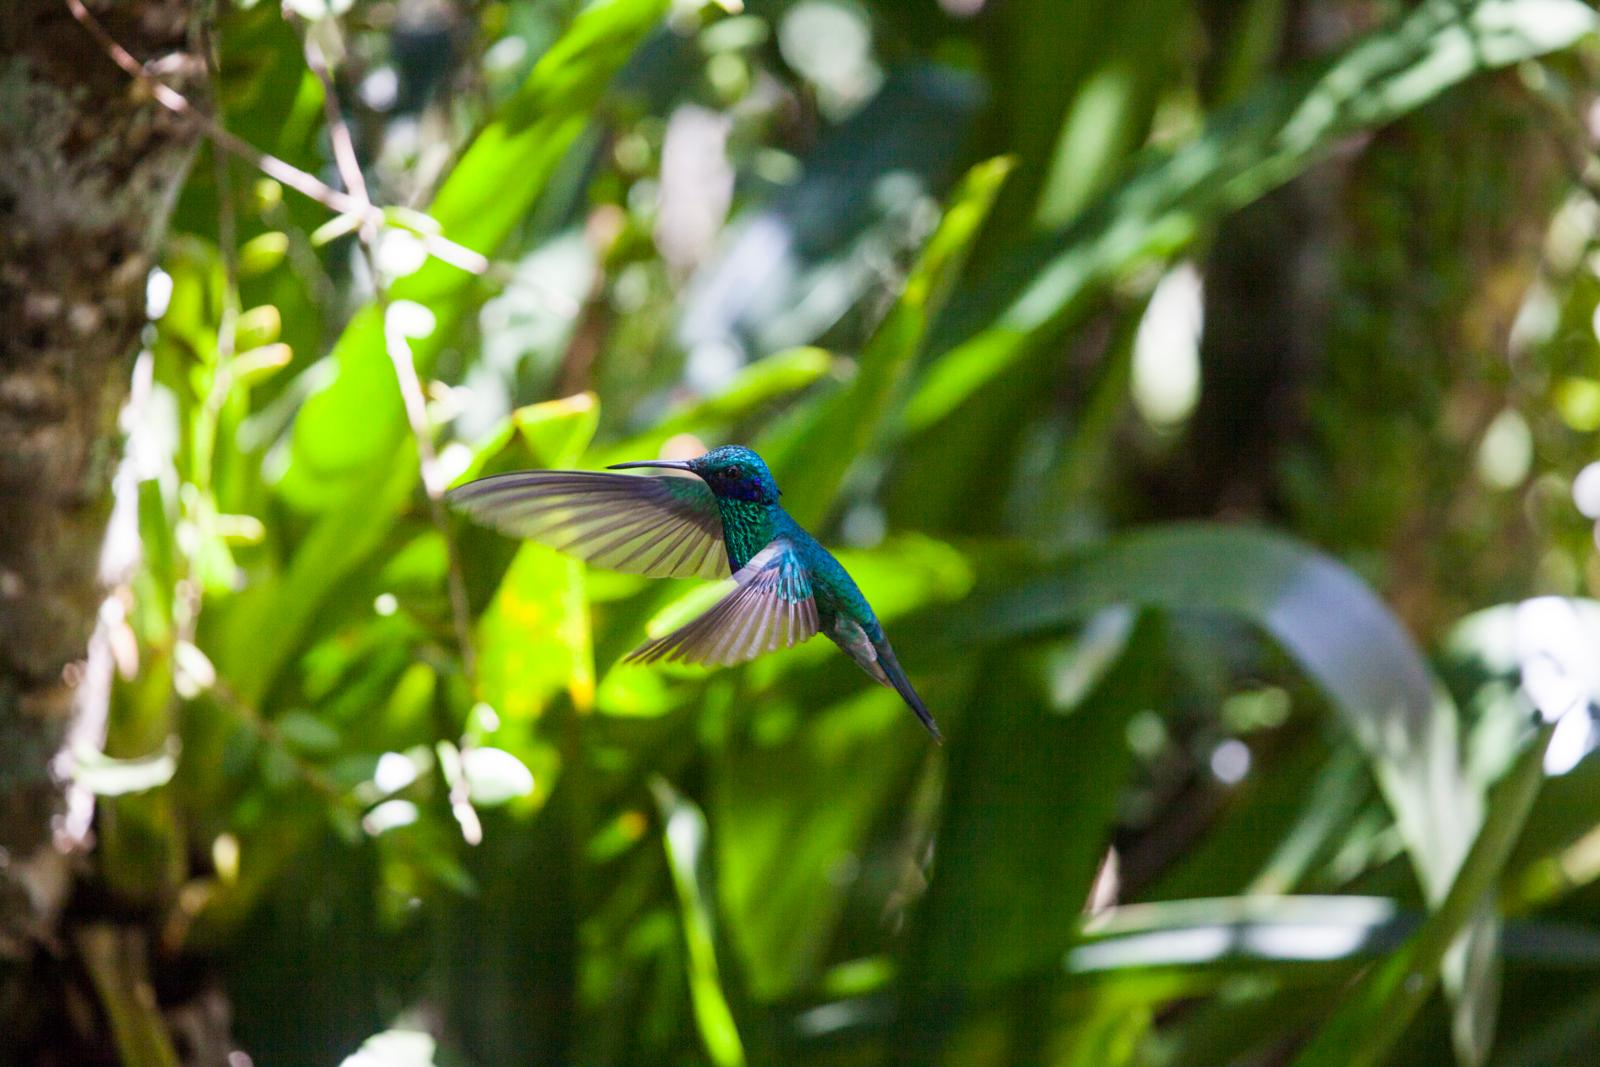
447 470 728 579
627 541 820 667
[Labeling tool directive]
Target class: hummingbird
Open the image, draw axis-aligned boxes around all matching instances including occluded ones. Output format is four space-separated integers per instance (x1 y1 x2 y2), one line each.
447 445 940 741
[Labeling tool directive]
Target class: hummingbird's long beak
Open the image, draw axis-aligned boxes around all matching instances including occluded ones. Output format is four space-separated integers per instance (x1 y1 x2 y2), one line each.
607 459 696 471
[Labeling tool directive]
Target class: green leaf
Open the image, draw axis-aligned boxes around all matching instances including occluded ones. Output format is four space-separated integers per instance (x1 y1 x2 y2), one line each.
218 456 418 704
714 687 925 999
476 545 594 720
278 0 671 511
1289 724 1552 1067
901 0 1598 433
900 610 1163 1010
763 156 1014 527
277 710 341 757
653 779 747 1067
592 346 835 469
76 926 182 1067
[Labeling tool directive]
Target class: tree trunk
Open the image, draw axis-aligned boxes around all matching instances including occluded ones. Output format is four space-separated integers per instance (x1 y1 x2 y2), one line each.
1 0 201 1056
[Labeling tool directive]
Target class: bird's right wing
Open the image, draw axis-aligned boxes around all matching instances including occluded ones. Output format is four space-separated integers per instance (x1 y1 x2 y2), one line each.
626 540 820 666
447 470 728 579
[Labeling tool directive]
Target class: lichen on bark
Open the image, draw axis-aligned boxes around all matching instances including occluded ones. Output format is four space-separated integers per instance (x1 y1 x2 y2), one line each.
0 0 200 907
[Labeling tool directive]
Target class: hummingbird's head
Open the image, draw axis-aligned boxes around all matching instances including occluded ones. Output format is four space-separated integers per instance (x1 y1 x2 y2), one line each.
691 446 781 504
609 445 781 505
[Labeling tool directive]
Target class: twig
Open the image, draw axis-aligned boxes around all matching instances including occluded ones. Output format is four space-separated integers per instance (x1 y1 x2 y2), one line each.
302 26 483 846
64 0 488 277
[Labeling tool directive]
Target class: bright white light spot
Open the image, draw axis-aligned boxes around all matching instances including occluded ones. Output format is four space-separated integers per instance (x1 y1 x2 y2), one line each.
172 640 217 699
377 231 429 281
685 338 742 393
462 747 535 807
483 36 528 76
1509 280 1557 357
373 752 418 795
1478 409 1534 489
339 1029 436 1067
655 106 733 272
1545 708 1595 776
778 0 880 116
1132 263 1204 429
362 799 419 835
146 268 173 321
1210 738 1251 784
1240 921 1371 961
1574 462 1600 519
359 67 399 112
374 592 398 617
212 833 241 884
472 702 501 732
1514 598 1600 724
436 442 474 487
385 299 437 341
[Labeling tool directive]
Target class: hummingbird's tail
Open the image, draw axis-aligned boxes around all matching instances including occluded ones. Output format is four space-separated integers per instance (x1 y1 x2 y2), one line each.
830 616 942 743
874 639 942 744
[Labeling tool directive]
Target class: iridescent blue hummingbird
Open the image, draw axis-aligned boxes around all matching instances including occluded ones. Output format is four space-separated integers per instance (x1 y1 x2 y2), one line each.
447 445 940 741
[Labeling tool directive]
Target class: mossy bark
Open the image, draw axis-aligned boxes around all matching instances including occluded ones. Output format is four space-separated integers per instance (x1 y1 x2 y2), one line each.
1 0 201 1057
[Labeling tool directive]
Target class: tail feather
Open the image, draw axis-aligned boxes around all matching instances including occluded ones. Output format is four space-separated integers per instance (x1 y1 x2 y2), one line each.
874 640 942 744
830 616 942 743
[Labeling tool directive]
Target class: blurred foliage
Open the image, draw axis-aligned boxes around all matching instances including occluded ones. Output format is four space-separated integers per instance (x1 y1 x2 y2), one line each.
60 0 1600 1063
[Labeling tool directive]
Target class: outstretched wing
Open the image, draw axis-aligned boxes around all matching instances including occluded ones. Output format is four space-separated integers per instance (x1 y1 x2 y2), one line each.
447 470 728 579
627 540 820 666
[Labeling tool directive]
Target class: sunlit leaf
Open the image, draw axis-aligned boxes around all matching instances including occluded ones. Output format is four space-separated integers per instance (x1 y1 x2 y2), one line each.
950 524 1477 903
474 396 601 720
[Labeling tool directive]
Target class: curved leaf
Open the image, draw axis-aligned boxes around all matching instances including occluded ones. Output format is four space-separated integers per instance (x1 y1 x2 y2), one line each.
953 523 1477 901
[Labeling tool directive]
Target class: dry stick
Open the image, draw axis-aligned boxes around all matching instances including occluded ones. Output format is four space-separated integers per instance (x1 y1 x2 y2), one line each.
63 0 488 277
302 30 484 846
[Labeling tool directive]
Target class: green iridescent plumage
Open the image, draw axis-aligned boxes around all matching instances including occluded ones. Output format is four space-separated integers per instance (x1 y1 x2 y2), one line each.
447 445 940 741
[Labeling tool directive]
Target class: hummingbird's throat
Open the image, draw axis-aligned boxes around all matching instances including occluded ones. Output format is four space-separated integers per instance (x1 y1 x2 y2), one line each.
716 498 776 571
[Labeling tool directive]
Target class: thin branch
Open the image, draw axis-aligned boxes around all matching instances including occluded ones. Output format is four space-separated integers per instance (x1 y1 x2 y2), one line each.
64 0 488 277
302 26 483 846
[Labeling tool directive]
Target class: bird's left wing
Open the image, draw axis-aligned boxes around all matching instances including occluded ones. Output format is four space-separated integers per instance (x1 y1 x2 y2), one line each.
447 470 728 579
626 540 820 667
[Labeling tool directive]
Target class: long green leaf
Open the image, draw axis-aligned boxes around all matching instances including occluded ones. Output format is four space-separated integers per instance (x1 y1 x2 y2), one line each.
763 157 1013 528
947 524 1476 903
653 779 748 1067
901 0 1597 433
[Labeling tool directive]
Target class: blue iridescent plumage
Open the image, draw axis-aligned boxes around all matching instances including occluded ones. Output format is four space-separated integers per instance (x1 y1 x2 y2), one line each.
448 445 940 741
